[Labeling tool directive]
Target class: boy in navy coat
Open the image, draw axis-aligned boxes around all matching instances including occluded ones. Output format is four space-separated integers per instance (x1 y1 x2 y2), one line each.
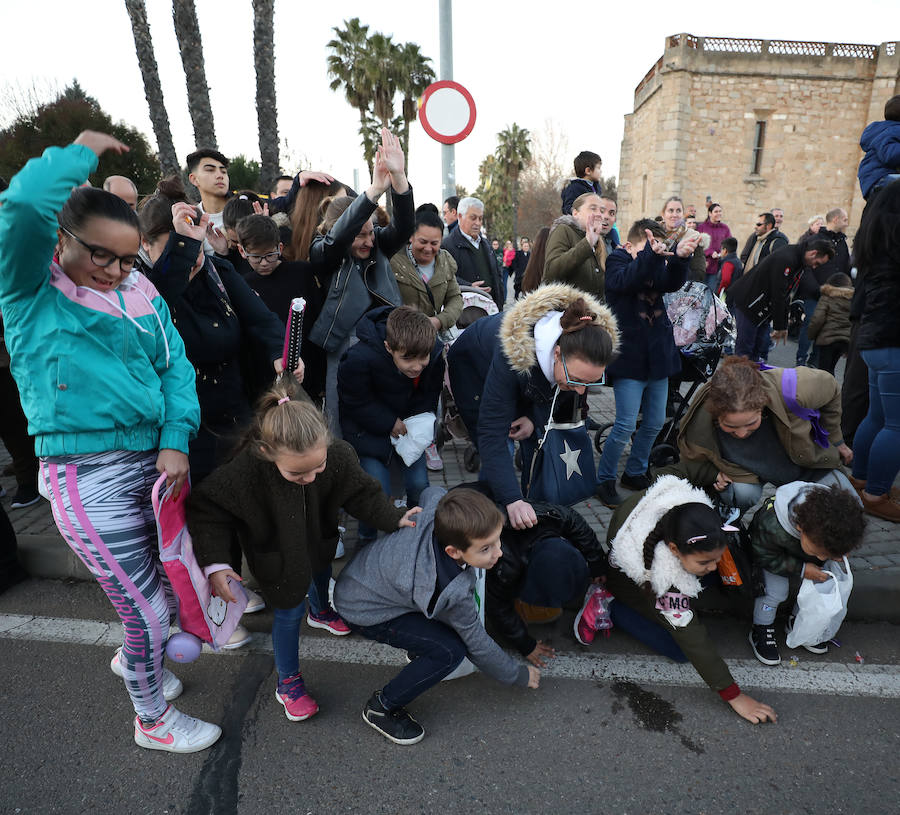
338 306 445 542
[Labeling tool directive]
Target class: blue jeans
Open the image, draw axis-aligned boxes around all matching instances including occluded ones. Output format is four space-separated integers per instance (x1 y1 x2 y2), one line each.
597 378 668 481
851 347 900 496
272 599 307 681
357 453 429 541
718 480 764 511
519 537 589 607
796 298 819 366
734 307 770 362
351 612 467 708
609 600 687 663
307 566 332 617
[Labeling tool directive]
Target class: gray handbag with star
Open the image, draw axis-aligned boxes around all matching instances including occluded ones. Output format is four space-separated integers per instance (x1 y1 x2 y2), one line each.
527 387 598 506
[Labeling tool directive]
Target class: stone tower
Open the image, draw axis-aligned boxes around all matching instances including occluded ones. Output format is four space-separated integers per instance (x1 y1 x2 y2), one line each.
617 34 900 241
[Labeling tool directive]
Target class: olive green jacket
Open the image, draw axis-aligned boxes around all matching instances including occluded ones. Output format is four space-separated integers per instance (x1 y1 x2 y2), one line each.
677 366 844 488
542 217 607 299
390 248 463 331
807 284 852 347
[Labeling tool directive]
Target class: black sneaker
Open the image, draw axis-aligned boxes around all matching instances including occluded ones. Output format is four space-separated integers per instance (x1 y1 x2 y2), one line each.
749 624 781 665
10 486 41 509
595 479 623 507
362 691 424 745
620 471 652 491
785 616 829 654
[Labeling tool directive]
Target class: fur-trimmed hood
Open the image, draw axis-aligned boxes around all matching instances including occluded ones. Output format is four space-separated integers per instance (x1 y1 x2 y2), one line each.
549 214 582 236
498 283 619 373
609 475 713 598
819 283 853 300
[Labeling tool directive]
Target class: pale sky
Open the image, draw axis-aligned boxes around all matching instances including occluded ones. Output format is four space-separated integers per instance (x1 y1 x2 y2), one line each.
1 0 896 205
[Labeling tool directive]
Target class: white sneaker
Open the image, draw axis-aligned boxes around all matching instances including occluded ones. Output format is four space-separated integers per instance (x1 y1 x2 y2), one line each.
425 442 443 471
110 647 183 701
244 588 265 613
221 624 252 650
134 704 222 753
335 526 346 559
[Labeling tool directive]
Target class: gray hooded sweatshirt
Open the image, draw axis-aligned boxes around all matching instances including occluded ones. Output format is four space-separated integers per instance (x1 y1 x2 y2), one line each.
333 486 529 687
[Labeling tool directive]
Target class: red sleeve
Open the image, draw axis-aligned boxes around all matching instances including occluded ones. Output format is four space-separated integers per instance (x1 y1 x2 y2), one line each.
718 261 735 294
718 682 741 701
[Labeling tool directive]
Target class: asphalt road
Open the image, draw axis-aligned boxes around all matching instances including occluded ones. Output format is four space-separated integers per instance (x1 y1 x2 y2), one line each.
1 579 898 815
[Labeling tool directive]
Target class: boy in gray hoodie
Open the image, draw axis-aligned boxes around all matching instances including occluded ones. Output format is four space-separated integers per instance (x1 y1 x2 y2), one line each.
334 487 539 745
748 480 865 666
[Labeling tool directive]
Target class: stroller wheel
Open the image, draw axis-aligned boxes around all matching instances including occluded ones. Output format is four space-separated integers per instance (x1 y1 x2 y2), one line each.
463 443 481 473
593 422 614 454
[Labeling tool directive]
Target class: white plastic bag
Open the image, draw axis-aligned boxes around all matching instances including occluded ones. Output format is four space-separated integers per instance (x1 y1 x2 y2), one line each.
442 567 485 681
390 412 436 466
786 557 853 648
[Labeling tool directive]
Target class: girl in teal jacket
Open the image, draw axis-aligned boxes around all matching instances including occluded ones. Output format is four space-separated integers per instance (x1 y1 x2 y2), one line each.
0 132 217 754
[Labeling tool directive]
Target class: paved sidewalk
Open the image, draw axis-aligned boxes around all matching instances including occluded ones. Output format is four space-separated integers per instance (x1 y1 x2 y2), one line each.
5 338 899 620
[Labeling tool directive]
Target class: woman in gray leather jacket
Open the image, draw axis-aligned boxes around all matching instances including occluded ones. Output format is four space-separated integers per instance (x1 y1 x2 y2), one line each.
308 129 415 432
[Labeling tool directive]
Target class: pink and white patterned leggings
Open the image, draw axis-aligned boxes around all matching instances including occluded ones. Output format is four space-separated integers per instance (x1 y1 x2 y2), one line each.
41 450 173 721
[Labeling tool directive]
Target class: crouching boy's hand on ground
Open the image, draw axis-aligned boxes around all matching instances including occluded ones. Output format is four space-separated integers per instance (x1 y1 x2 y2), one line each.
728 692 777 724
526 641 556 667
526 665 541 689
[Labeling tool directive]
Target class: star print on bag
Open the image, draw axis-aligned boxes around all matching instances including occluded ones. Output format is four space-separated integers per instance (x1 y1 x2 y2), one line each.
558 439 583 480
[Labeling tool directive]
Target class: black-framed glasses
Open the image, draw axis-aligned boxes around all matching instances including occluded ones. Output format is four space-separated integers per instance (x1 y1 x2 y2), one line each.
245 250 281 264
60 227 139 273
560 350 605 388
755 222 764 227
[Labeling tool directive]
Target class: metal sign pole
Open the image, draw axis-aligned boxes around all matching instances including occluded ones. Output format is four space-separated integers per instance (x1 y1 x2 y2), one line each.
439 0 455 204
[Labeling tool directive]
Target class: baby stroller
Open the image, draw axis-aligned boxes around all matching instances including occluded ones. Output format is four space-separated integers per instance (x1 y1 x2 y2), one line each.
436 286 500 472
653 282 735 465
593 282 735 467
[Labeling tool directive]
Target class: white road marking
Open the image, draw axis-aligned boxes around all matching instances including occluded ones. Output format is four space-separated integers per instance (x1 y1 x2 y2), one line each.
2 613 899 699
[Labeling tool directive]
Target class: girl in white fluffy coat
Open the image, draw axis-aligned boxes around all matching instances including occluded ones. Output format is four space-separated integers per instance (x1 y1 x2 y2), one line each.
603 475 777 724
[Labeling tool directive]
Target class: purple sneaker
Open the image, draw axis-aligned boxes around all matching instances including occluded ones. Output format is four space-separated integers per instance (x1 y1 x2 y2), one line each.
574 585 614 646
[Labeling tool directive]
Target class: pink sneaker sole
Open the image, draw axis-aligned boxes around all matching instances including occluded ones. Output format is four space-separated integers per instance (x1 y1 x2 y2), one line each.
275 690 319 721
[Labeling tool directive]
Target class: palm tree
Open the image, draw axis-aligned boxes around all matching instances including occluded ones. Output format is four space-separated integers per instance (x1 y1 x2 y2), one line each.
495 124 532 243
365 33 400 127
123 0 180 176
395 42 435 161
326 18 374 177
252 0 279 190
172 0 217 149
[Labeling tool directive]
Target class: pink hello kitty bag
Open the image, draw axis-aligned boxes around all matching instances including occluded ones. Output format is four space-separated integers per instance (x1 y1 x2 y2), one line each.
152 473 247 649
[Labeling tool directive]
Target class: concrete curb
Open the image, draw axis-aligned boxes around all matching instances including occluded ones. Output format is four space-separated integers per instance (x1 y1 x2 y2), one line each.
16 532 900 624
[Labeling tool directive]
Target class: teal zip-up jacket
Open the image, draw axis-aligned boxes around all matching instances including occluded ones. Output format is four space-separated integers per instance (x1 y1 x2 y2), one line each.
0 144 199 456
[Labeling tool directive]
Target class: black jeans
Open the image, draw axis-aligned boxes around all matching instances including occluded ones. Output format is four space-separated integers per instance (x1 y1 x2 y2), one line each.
816 341 848 377
841 322 869 446
351 612 466 708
